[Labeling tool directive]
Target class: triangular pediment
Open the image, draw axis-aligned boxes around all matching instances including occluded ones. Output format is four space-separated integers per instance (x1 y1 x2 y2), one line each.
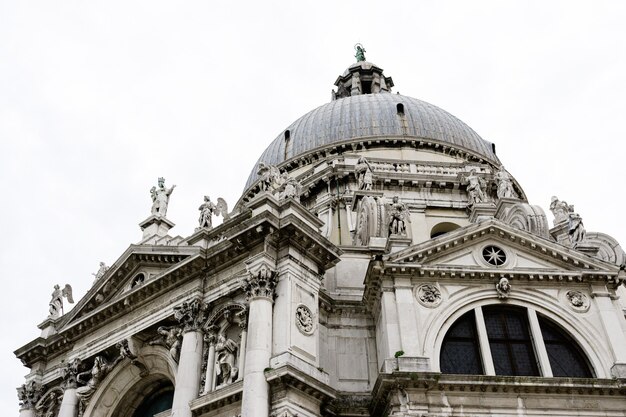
58 244 202 330
386 219 619 276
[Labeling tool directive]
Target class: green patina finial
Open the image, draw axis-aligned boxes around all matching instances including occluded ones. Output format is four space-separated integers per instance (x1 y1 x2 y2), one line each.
354 43 366 62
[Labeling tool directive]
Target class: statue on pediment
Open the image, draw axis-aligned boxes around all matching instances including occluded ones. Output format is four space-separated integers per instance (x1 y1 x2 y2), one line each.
355 156 374 191
91 262 109 282
198 196 229 229
461 169 487 206
150 177 176 217
48 284 74 318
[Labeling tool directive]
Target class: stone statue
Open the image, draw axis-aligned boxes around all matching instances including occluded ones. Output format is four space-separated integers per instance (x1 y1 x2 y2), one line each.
354 43 366 62
279 176 302 202
461 169 487 206
91 262 109 282
150 177 176 217
494 166 517 199
496 277 511 299
48 284 74 318
35 388 62 417
386 196 410 236
568 210 586 247
198 196 229 229
215 333 238 387
149 326 182 361
257 162 284 193
549 196 571 225
355 156 374 191
76 355 122 415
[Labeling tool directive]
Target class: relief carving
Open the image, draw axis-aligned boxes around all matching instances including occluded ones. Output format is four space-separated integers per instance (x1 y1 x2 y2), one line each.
566 290 590 312
415 284 442 307
149 326 183 361
76 355 123 416
295 304 314 335
495 277 511 299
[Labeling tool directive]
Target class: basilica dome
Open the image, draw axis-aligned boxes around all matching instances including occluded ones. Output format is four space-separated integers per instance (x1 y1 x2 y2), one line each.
244 72 499 190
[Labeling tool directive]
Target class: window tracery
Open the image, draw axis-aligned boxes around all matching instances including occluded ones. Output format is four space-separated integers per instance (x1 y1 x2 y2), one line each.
440 305 593 378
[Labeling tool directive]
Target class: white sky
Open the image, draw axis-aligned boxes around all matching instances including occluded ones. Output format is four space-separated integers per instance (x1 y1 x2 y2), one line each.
1 0 625 412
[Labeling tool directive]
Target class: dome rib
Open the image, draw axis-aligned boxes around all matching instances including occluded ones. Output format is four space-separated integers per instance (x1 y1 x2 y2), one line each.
245 94 497 190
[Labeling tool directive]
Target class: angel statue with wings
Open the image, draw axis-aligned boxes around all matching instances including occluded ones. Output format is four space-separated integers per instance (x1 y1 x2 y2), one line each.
49 284 74 318
387 196 410 237
198 196 229 229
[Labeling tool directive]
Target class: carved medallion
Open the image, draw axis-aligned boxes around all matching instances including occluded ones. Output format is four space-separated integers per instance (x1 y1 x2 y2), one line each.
566 290 589 312
295 305 314 335
415 284 442 308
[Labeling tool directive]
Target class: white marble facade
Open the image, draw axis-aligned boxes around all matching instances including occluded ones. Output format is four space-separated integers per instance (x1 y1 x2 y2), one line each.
15 58 626 417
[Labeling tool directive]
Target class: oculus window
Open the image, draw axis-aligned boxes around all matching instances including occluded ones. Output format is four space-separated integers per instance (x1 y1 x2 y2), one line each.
440 305 593 378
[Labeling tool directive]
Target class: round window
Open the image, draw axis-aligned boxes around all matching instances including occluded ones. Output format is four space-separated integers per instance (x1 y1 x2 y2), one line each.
482 245 506 266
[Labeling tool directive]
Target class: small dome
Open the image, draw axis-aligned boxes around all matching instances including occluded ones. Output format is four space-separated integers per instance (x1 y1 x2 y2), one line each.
244 93 498 190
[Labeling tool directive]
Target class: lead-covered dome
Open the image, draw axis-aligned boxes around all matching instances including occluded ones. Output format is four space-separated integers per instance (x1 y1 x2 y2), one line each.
244 60 499 190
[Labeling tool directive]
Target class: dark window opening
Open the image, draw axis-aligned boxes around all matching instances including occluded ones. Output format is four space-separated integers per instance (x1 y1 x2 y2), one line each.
396 103 405 114
284 130 292 160
492 143 497 154
361 80 372 94
430 222 461 239
440 310 483 375
483 306 539 376
539 315 593 378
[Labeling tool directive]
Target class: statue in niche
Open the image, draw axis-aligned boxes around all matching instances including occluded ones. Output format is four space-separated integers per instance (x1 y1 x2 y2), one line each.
48 284 74 318
355 156 374 191
149 326 183 361
198 196 229 229
279 176 302 202
215 333 239 387
494 166 517 199
461 169 487 206
495 277 511 299
549 196 572 225
150 177 176 217
568 210 586 247
76 356 122 415
386 196 410 236
91 262 109 282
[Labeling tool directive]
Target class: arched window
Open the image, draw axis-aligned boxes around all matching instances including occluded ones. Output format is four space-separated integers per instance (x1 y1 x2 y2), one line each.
133 385 174 417
440 305 593 378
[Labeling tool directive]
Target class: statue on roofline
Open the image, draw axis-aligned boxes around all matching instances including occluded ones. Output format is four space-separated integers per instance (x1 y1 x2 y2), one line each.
150 177 176 217
354 43 366 62
49 284 74 318
198 196 229 229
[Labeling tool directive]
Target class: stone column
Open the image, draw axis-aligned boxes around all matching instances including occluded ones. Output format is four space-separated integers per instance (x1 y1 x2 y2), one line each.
237 311 249 381
58 359 81 417
241 262 278 417
17 381 43 417
202 327 218 395
171 299 208 417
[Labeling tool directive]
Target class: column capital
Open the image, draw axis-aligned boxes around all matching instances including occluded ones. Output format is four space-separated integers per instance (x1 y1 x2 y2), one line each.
243 262 277 301
203 325 219 345
174 298 209 333
17 381 44 410
60 358 82 390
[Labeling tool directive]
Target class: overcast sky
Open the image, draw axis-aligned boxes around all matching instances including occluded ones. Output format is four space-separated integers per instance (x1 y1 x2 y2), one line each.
1 0 625 412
